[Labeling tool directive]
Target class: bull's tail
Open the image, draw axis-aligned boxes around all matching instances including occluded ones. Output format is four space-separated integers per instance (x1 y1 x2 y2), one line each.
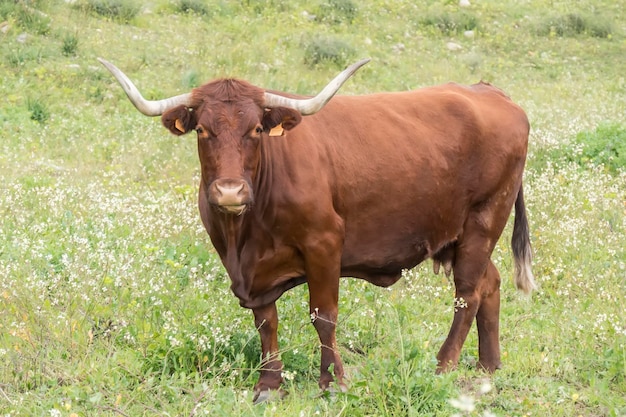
511 184 537 294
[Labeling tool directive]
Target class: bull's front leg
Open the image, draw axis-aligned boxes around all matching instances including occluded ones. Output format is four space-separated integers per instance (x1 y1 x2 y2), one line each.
252 302 286 403
304 234 347 393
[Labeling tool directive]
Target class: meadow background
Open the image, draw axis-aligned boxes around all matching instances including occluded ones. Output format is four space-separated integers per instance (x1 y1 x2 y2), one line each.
1 0 625 415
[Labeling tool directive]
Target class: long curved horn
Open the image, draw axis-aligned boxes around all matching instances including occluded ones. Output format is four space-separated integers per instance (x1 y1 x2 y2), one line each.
263 58 370 115
98 58 192 117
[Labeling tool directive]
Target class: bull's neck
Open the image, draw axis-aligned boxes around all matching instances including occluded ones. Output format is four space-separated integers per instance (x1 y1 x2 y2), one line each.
216 213 250 304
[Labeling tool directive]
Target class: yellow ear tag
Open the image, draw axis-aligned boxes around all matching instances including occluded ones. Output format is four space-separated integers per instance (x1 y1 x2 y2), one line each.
269 124 284 137
175 119 185 133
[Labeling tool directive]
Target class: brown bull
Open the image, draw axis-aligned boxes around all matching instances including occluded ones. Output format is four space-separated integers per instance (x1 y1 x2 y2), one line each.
99 58 535 402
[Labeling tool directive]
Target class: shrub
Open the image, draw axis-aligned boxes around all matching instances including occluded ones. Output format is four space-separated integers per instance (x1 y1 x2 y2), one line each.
5 46 44 67
315 0 358 25
2 2 52 35
536 13 614 38
175 0 209 16
302 35 355 68
74 0 141 23
182 69 201 89
420 9 479 35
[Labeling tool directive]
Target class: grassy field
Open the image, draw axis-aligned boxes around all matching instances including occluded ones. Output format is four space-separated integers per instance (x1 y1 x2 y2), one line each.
1 0 625 416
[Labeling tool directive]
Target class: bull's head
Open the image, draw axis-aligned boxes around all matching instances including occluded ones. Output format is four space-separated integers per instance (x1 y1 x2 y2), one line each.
98 58 369 215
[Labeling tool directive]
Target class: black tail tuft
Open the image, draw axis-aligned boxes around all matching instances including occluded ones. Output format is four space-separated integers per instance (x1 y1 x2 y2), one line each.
511 184 537 294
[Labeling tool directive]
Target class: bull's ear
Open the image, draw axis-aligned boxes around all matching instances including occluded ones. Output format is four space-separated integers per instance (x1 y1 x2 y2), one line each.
262 107 302 136
162 106 196 136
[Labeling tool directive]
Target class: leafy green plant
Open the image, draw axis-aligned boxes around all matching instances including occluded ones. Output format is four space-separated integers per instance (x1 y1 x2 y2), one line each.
27 97 49 124
61 32 79 56
571 123 626 172
529 124 626 174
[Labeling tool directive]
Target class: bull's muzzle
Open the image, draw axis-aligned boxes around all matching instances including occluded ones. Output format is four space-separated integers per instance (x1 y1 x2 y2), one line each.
210 179 252 215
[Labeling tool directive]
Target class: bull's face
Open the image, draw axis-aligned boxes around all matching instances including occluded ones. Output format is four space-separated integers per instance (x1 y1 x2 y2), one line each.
161 86 301 215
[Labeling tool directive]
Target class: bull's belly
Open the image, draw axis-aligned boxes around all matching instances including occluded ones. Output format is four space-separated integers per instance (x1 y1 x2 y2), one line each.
340 231 437 287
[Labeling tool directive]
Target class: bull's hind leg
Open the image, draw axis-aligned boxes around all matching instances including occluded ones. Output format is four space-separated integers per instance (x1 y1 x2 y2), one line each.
476 260 502 372
436 217 503 373
436 262 482 373
309 285 346 392
308 269 347 392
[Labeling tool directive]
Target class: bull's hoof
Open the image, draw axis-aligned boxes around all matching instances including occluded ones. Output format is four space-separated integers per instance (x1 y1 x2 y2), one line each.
253 388 288 405
477 361 502 373
316 381 348 398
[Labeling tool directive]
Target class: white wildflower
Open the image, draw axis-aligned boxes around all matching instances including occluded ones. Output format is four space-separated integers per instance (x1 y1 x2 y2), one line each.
449 394 475 412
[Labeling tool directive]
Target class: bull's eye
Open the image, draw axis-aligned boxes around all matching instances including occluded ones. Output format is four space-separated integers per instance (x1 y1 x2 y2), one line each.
255 126 264 135
195 126 210 140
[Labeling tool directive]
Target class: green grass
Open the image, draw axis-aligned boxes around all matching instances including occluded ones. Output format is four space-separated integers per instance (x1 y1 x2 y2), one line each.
1 0 625 416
